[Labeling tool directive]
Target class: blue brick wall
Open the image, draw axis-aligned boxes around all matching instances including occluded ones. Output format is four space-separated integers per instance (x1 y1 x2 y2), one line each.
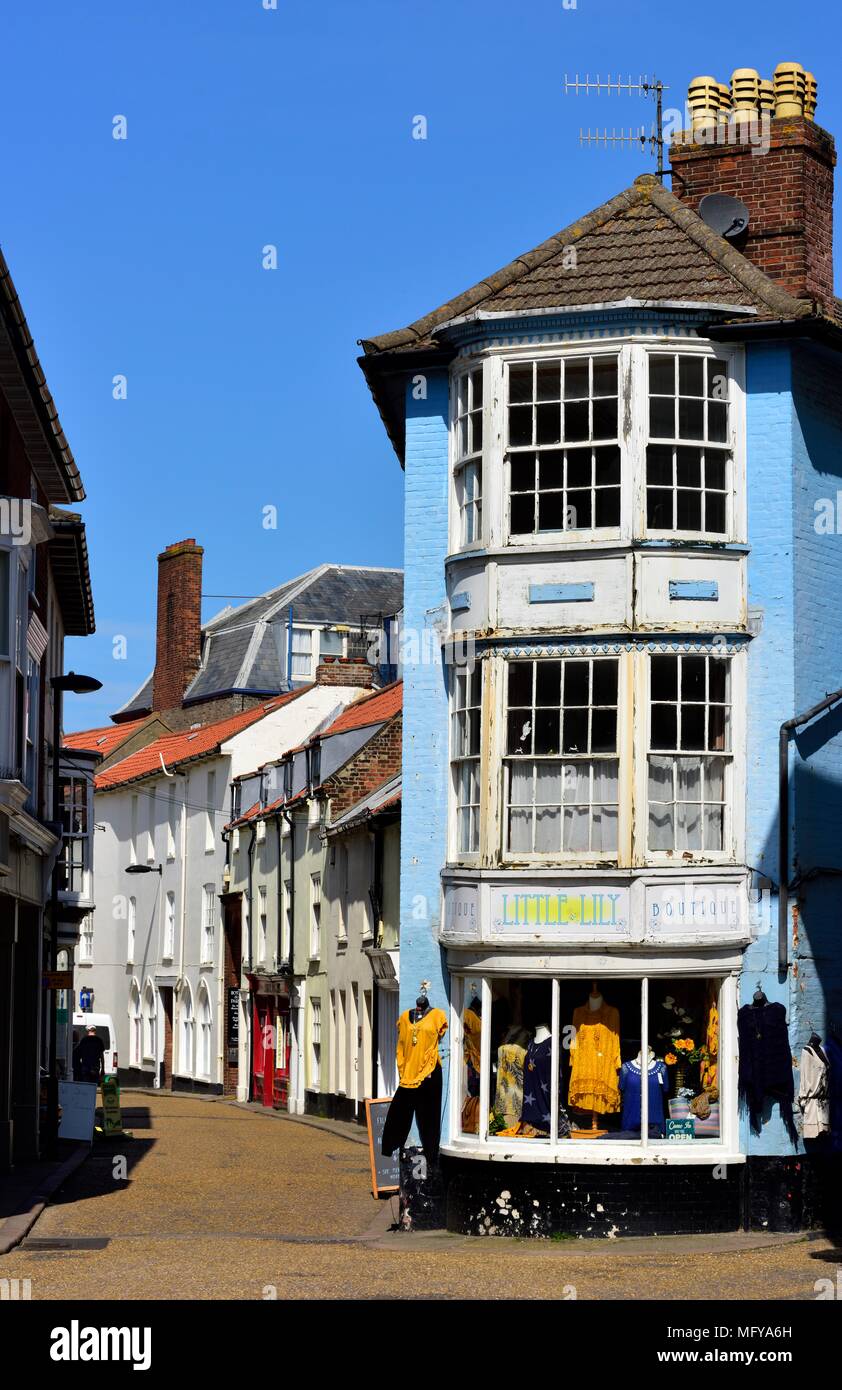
790 343 842 1082
399 370 452 1136
743 343 796 1155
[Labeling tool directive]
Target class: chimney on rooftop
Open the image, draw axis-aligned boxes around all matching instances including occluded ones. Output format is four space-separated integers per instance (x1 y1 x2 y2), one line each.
315 656 375 689
671 62 835 311
152 539 204 713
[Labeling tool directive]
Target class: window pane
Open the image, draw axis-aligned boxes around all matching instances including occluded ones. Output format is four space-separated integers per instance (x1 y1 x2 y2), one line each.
647 444 673 485
564 358 589 399
676 489 702 530
651 396 675 438
536 362 561 400
510 454 536 492
508 661 533 706
679 356 704 397
593 357 618 397
563 662 589 705
649 355 674 394
563 402 589 442
651 655 678 701
647 488 672 529
678 399 704 439
566 489 592 529
706 492 727 534
538 491 566 531
535 708 560 755
592 397 617 439
509 406 532 447
595 488 621 527
562 708 588 754
535 661 561 706
681 657 706 701
510 494 534 534
595 446 621 485
676 447 702 487
651 703 677 750
708 401 728 442
508 710 532 755
537 403 561 444
509 364 533 403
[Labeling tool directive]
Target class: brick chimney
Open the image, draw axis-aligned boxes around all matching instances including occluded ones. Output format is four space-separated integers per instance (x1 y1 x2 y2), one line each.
152 539 204 712
315 656 375 689
671 64 835 311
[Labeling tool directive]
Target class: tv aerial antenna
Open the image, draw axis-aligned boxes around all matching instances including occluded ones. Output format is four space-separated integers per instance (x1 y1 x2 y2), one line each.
563 74 670 181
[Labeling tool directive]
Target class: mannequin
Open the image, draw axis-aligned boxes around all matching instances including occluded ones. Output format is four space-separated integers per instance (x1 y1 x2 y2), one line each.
568 981 621 1136
519 1023 558 1136
461 990 482 1133
619 1047 668 1136
494 1024 529 1128
381 984 448 1162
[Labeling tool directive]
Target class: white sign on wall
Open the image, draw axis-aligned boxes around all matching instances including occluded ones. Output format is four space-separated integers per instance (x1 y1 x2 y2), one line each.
644 881 745 936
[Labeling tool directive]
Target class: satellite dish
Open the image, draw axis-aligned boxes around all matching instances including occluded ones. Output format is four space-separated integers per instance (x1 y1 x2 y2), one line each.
699 193 750 241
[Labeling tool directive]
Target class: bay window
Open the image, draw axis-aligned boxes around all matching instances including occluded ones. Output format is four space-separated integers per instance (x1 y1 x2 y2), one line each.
504 657 619 857
454 367 483 546
648 653 731 854
454 972 730 1152
451 662 482 855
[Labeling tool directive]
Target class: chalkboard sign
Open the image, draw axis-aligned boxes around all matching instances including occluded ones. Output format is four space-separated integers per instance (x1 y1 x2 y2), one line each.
365 1097 399 1197
227 987 240 1064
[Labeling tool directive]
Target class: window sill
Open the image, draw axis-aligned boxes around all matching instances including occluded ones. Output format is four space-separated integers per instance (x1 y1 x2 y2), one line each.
441 1139 745 1166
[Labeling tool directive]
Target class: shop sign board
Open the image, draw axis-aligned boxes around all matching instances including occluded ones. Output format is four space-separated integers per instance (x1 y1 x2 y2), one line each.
365 1098 400 1197
490 886 630 940
645 881 745 938
442 883 480 941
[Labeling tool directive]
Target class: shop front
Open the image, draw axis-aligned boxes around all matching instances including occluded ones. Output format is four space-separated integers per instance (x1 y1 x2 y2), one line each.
249 974 292 1109
438 870 753 1237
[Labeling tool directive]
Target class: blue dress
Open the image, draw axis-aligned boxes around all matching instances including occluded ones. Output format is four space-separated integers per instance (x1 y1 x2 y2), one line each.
618 1059 668 1135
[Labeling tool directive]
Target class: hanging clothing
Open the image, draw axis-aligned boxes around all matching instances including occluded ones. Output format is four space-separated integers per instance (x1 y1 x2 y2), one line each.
618 1058 668 1135
381 1063 442 1162
737 1001 798 1144
701 993 719 1092
825 1034 842 1152
396 1007 448 1088
568 1001 621 1114
463 1006 481 1099
521 1034 552 1132
798 1044 830 1140
494 1042 526 1128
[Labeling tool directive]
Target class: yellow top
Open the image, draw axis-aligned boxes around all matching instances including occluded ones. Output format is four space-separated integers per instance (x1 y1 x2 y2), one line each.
701 997 719 1091
396 1007 448 1088
463 1008 482 1072
568 1002 621 1114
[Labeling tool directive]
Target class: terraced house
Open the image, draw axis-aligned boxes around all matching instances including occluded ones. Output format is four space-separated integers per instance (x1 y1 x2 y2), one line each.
69 537 402 1094
360 62 842 1236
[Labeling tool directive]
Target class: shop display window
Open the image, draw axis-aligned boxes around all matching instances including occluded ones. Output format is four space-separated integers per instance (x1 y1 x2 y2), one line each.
456 974 724 1147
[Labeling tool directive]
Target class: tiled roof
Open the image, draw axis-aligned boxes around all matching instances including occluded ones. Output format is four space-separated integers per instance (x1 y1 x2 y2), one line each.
111 563 403 720
360 177 807 358
320 681 402 737
64 718 149 756
96 688 309 792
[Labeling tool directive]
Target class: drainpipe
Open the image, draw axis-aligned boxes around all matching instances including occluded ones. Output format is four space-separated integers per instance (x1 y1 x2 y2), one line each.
778 686 842 974
286 605 294 690
280 806 297 1110
275 816 284 968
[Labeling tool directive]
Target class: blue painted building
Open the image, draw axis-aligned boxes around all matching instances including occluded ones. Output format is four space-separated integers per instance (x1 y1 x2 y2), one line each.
360 73 842 1235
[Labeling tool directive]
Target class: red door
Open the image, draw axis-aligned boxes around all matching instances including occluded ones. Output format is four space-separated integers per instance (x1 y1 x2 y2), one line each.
273 1005 291 1109
252 998 275 1107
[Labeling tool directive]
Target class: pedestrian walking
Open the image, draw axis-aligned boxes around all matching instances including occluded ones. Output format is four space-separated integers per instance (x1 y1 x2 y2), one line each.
73 1025 106 1084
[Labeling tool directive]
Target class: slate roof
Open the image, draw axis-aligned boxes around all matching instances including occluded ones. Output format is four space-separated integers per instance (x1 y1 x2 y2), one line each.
97 689 308 792
359 175 810 460
112 563 404 720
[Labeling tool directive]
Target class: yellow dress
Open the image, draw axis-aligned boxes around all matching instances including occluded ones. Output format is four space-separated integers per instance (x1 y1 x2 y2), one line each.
568 1002 621 1114
701 997 719 1091
463 1008 482 1072
396 1007 448 1088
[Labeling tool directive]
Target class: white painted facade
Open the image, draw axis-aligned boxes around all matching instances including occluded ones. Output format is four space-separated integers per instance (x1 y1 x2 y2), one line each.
80 685 365 1090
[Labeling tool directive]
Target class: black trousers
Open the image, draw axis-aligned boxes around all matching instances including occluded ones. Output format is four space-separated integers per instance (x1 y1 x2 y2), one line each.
381 1064 442 1163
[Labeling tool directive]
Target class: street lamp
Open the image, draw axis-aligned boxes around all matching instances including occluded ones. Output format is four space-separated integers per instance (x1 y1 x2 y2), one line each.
125 864 163 875
46 671 102 1156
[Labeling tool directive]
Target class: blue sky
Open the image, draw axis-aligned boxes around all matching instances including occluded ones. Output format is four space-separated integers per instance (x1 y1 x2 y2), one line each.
3 0 839 728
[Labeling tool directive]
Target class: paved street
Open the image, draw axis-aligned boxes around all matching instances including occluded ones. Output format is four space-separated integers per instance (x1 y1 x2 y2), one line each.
0 1093 838 1301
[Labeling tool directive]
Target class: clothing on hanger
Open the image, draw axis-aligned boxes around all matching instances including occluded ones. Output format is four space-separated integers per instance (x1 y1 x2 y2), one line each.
618 1057 668 1135
737 1000 797 1144
798 1043 831 1139
568 1000 621 1114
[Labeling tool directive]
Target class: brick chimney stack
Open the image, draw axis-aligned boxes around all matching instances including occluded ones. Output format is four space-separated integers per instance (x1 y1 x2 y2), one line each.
671 65 835 312
315 656 375 689
152 539 204 713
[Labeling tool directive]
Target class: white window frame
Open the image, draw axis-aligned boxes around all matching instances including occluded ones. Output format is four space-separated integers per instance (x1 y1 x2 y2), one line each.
336 844 348 942
127 896 136 963
290 627 314 680
178 984 194 1076
142 981 157 1064
167 784 177 861
258 884 268 962
637 647 746 867
451 364 484 550
201 885 216 965
205 770 216 853
197 985 212 1079
310 997 322 1090
282 878 292 961
456 339 745 552
129 980 142 1067
147 785 157 863
309 872 321 960
78 913 94 963
163 890 176 960
130 794 139 865
449 661 483 861
447 970 741 1164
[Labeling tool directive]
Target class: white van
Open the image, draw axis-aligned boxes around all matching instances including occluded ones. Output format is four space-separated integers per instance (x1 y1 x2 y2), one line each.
71 1012 118 1077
